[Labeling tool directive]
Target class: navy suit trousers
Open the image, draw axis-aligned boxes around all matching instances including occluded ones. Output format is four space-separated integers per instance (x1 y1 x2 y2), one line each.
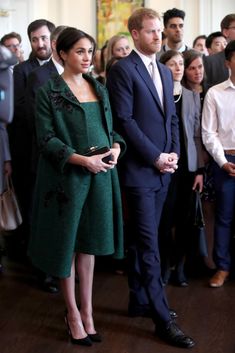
213 155 235 270
125 185 171 324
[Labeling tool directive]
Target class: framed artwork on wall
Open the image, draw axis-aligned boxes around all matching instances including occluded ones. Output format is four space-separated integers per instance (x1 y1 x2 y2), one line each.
96 0 145 48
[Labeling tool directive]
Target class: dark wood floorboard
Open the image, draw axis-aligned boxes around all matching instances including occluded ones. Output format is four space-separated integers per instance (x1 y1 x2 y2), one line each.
0 258 235 353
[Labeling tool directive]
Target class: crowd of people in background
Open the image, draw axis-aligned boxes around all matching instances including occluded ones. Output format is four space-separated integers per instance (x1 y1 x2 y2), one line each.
1 5 235 350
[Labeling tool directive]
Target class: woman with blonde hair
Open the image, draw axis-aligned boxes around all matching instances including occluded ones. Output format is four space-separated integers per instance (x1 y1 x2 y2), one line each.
106 34 131 63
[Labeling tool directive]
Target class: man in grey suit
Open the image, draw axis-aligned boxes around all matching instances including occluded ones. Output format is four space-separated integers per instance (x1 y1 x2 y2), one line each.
204 13 235 88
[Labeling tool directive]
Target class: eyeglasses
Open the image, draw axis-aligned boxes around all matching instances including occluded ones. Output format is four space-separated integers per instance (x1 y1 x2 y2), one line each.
5 44 21 49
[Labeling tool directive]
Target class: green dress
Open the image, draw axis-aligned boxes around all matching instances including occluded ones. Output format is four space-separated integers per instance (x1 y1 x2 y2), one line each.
28 74 126 278
75 102 115 254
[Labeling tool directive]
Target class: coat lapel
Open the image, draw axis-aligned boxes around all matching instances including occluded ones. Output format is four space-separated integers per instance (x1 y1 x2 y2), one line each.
50 74 112 144
50 75 79 107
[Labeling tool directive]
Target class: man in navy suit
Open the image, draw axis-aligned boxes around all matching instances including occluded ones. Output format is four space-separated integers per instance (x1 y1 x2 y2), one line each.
107 8 195 348
7 19 57 293
23 25 66 293
26 25 66 175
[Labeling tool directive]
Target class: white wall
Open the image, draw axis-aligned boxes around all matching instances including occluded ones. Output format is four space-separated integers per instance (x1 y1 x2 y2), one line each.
0 0 235 58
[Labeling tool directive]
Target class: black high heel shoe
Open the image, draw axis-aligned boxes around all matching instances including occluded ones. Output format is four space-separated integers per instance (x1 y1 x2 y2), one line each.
64 311 92 346
88 332 102 343
82 320 102 342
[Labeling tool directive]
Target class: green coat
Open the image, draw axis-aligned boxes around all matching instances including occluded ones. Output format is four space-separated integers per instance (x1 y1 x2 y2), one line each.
28 74 126 278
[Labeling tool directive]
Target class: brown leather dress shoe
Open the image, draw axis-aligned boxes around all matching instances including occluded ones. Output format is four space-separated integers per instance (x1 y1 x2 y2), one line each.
209 270 229 288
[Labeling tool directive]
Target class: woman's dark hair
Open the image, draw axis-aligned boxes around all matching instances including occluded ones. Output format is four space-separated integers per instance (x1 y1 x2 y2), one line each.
182 49 205 88
159 49 183 65
56 27 96 63
183 49 203 70
193 35 207 48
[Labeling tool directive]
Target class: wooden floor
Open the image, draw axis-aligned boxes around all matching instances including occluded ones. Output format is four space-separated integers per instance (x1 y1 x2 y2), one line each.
0 257 235 353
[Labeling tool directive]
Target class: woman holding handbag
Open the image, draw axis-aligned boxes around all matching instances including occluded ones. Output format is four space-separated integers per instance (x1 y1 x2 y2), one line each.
28 27 126 346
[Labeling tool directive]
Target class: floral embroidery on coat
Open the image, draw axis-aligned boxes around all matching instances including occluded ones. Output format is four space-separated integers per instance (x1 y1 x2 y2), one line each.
44 183 69 215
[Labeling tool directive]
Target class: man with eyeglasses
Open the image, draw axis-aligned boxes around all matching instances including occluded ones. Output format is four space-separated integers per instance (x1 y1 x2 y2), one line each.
0 32 24 66
157 8 190 59
204 13 235 89
7 19 58 294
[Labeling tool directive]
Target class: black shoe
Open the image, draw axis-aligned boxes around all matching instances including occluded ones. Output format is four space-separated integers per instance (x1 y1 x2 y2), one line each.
41 276 59 294
169 309 178 319
64 311 92 346
156 321 195 348
128 304 177 320
178 280 189 287
171 270 189 287
88 333 102 342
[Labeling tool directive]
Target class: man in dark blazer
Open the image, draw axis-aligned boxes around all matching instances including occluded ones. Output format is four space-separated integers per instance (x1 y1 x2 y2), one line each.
107 7 195 349
204 13 235 89
7 19 57 292
26 25 66 175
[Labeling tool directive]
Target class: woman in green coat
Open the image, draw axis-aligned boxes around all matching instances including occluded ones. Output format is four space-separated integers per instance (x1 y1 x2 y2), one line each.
28 28 126 346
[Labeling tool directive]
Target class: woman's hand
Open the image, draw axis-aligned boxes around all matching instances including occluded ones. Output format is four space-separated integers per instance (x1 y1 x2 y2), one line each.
86 144 121 174
192 174 203 193
68 144 121 174
85 152 115 174
109 143 121 165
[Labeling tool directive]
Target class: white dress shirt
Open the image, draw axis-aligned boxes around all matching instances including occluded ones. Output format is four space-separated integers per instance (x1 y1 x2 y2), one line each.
37 57 51 66
164 43 189 53
52 57 64 74
202 78 235 167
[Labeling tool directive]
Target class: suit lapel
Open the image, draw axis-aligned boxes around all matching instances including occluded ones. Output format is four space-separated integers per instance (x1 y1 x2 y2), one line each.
131 52 164 113
158 62 170 117
46 59 58 74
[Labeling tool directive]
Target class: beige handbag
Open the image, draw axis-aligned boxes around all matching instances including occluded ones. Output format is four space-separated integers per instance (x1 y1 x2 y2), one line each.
0 176 22 231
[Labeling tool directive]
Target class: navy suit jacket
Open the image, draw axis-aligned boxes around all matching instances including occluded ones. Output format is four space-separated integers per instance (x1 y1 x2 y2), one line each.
8 57 40 160
13 57 40 128
26 59 58 133
106 50 180 188
26 59 59 173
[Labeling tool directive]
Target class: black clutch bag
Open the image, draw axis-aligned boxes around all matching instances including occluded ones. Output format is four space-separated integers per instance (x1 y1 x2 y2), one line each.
84 146 113 164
